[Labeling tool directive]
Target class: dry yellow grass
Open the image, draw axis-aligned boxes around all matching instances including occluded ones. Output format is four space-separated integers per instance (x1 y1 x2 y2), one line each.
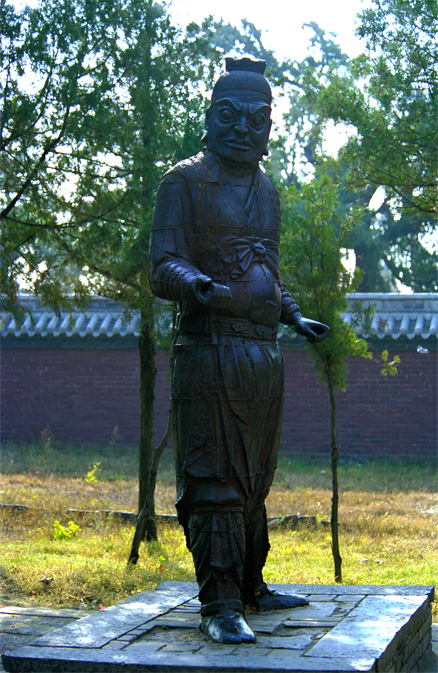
1 446 436 619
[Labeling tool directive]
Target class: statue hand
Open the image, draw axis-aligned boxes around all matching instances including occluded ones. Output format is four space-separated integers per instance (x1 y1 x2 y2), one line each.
193 278 231 309
290 312 330 343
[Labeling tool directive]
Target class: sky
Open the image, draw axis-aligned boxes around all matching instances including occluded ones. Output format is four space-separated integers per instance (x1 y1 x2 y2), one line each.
169 0 375 62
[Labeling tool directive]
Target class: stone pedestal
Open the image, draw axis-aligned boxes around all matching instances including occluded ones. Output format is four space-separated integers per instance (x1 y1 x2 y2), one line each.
2 583 434 672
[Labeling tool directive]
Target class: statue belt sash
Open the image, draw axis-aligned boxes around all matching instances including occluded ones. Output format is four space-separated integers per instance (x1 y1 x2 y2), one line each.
176 313 277 342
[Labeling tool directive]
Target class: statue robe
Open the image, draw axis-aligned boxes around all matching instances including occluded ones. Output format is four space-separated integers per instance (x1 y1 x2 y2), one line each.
149 150 299 606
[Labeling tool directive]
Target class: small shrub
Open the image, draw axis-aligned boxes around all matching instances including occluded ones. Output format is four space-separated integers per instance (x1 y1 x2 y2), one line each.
52 520 81 540
85 462 101 484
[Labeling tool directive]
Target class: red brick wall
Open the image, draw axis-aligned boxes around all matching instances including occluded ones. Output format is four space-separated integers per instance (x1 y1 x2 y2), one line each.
281 348 437 457
1 348 139 445
1 348 170 447
1 346 436 455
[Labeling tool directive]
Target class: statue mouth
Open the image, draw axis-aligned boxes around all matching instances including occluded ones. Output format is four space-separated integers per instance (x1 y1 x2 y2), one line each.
223 140 252 150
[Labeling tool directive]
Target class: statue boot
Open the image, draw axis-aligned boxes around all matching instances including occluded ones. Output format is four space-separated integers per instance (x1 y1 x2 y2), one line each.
241 507 308 611
200 609 255 644
252 583 309 611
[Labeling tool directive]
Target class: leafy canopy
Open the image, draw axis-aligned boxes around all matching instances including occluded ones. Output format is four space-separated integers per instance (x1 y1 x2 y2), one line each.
280 169 372 392
1 0 222 315
305 0 437 291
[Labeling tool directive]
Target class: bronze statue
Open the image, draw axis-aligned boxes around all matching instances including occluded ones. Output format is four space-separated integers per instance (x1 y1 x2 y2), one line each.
149 56 329 644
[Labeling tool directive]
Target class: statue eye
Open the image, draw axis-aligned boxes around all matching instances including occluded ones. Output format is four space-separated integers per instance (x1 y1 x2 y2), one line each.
219 108 236 122
250 114 266 128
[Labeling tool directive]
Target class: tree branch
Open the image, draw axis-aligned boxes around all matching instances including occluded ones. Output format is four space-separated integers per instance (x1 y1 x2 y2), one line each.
1 106 71 220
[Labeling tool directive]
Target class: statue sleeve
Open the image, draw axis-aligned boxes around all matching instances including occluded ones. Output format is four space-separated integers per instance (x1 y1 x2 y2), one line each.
279 278 300 324
149 176 211 304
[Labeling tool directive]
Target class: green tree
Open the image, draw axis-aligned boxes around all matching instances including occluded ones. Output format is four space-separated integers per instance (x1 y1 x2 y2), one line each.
305 0 437 291
1 0 222 539
280 169 372 581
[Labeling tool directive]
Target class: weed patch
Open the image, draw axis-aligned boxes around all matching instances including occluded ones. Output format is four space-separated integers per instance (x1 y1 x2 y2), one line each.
52 520 81 541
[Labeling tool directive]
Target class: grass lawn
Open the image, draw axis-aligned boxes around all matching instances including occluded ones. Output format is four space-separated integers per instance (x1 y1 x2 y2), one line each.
1 440 437 619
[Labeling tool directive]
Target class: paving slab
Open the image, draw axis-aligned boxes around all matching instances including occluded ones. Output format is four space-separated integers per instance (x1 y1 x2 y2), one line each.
0 615 77 637
0 607 85 619
1 583 435 673
0 606 84 669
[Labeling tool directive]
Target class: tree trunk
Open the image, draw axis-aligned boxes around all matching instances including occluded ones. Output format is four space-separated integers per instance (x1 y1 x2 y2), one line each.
328 376 342 582
137 298 157 516
128 302 177 564
128 411 172 564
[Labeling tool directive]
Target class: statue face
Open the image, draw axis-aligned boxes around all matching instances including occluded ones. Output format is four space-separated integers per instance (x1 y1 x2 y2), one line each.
206 96 271 167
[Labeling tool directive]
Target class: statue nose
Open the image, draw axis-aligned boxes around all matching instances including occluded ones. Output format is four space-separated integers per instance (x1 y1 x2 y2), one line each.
235 115 248 133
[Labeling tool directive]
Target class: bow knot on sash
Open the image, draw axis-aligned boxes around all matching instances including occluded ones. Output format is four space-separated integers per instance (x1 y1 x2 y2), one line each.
220 236 278 279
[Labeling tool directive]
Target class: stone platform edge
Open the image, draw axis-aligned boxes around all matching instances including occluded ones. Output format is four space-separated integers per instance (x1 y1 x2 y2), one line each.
2 583 435 673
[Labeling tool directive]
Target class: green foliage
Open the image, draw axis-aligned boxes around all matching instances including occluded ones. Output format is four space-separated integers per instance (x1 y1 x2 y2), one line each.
3 0 434 298
380 350 401 377
303 0 438 291
281 169 372 392
52 520 81 541
85 462 101 484
267 24 349 185
280 167 376 581
354 0 437 214
1 0 223 316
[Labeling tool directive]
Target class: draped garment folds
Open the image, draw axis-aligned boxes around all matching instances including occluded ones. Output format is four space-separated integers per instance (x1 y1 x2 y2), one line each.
149 150 299 599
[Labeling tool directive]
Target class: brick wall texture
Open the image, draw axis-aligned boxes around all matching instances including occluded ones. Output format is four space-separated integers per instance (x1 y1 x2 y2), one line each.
1 346 436 456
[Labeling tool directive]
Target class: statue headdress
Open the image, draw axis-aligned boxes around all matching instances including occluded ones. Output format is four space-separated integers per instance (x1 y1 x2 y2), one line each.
210 56 272 104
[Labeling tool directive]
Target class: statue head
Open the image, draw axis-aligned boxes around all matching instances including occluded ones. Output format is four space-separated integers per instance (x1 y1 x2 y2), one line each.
203 57 272 169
